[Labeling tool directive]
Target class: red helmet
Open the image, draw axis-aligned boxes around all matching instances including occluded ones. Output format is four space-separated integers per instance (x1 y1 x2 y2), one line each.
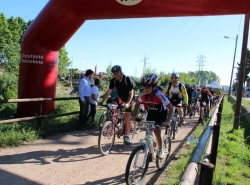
141 74 158 86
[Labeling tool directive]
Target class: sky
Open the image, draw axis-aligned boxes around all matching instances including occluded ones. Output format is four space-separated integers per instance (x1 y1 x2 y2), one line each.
1 0 249 86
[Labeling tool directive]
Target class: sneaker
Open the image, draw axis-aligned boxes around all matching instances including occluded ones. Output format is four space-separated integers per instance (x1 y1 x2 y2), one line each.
157 149 165 159
124 136 131 145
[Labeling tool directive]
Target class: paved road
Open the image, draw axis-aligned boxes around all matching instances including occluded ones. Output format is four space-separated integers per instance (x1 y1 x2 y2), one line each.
0 116 199 185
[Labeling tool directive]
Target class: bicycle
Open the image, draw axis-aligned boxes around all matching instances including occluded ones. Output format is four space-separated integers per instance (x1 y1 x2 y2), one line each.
199 100 208 125
169 106 179 140
98 105 112 131
98 103 136 155
125 119 171 185
189 99 197 119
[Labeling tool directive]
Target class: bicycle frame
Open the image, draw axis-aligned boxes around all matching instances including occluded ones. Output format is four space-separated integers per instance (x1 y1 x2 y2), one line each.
135 121 156 167
107 103 125 137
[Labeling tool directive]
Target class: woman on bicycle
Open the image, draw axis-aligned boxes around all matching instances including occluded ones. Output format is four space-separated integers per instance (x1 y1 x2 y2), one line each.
131 74 174 159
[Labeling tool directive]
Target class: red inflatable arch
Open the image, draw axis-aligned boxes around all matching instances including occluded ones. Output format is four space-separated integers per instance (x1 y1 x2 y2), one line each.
17 0 250 116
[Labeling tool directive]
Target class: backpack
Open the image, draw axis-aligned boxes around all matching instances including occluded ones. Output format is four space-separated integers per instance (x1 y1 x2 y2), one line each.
166 82 182 95
114 75 136 89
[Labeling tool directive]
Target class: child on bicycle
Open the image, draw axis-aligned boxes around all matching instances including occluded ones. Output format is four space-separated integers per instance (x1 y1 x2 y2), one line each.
131 74 174 159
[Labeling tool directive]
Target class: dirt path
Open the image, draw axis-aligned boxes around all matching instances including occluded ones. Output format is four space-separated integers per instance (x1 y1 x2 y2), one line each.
0 116 199 185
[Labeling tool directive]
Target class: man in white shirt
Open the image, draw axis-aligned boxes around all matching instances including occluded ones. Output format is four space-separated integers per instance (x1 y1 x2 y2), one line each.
87 78 101 126
78 69 94 129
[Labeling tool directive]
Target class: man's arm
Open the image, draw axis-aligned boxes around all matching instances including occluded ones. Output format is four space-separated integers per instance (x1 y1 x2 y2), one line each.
78 79 85 102
126 89 134 104
100 89 113 104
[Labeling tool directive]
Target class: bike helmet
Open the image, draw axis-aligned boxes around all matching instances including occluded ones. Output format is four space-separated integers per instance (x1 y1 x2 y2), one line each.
185 84 190 88
201 84 206 89
111 65 122 73
141 74 158 86
171 72 179 79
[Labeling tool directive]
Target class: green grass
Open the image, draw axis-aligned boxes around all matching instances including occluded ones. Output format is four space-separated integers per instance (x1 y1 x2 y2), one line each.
241 97 250 110
213 98 250 185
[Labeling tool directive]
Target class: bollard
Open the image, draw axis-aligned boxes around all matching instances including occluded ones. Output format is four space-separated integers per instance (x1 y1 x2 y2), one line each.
210 124 220 168
199 162 214 185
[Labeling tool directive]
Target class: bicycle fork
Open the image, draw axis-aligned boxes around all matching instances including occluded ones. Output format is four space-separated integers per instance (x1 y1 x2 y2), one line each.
133 142 149 169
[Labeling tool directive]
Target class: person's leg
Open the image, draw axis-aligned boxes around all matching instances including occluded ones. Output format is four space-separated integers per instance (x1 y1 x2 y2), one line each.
91 104 97 123
87 104 95 122
154 126 162 150
79 98 87 129
83 97 90 128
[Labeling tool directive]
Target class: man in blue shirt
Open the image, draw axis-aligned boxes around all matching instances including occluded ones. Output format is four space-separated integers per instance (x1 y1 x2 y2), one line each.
78 69 94 129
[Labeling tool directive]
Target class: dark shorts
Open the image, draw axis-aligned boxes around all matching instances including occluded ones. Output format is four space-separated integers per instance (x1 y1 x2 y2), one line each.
200 98 209 106
146 109 168 126
170 98 183 107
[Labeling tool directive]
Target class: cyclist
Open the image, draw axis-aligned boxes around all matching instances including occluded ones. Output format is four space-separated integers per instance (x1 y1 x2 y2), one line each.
163 72 188 126
131 74 174 159
100 65 135 145
198 85 213 122
186 84 197 117
192 84 200 110
214 88 222 105
208 87 215 108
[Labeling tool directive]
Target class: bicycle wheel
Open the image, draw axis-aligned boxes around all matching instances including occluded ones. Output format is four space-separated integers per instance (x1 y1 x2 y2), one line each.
172 120 178 140
201 108 207 125
99 111 111 131
156 133 171 170
125 145 149 185
98 121 115 155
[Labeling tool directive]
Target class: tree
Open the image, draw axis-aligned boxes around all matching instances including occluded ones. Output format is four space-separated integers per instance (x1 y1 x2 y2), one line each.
58 46 71 75
105 63 113 80
0 14 28 75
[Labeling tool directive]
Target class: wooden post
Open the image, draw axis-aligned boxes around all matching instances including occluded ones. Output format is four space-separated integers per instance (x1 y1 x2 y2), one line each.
199 162 214 185
210 124 220 168
234 14 250 130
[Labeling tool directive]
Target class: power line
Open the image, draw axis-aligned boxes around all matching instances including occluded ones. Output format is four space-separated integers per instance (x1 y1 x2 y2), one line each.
167 16 222 58
150 18 191 56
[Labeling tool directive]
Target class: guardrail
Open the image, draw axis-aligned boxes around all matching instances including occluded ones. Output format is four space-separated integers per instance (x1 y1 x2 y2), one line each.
179 95 224 185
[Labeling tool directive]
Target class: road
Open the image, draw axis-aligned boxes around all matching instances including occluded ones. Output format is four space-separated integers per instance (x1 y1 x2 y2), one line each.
0 116 199 185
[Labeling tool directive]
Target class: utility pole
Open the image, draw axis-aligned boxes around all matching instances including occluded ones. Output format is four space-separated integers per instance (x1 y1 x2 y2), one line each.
234 14 250 130
134 67 137 77
196 55 206 86
141 54 149 74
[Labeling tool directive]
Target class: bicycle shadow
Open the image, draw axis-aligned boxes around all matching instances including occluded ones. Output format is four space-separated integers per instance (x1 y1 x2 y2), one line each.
0 146 102 165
